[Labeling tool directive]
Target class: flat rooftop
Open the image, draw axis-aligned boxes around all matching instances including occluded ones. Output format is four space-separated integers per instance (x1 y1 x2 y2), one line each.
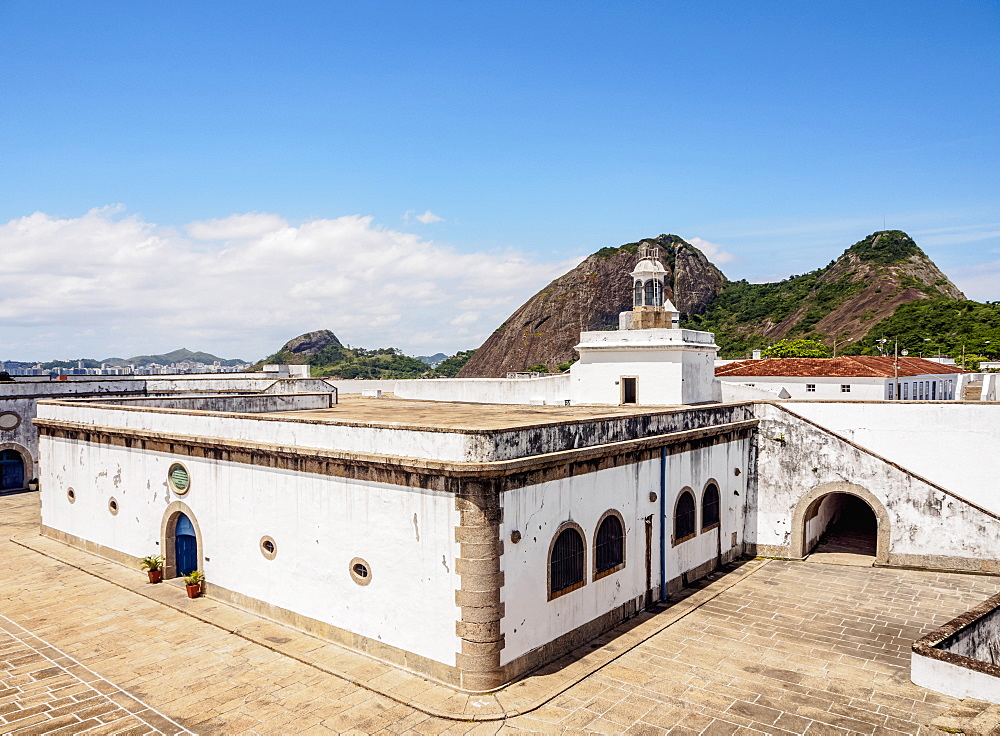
262 394 684 432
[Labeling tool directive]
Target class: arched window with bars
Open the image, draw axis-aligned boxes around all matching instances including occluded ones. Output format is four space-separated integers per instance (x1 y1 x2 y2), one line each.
633 280 643 307
548 524 585 599
674 490 696 544
702 483 720 530
593 511 625 580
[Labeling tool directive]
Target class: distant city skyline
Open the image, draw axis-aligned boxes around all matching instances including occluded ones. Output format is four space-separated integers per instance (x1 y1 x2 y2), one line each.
1 1 997 360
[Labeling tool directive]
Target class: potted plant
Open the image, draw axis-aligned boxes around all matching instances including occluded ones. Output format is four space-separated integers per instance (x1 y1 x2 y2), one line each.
184 570 205 598
27 478 39 492
140 555 163 583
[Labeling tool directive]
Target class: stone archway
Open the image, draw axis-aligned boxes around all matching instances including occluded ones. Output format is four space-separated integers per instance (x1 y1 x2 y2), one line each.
161 501 204 579
0 443 33 492
789 482 890 564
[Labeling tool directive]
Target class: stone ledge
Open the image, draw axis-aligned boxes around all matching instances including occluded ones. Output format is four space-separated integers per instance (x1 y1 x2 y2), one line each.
10 529 770 721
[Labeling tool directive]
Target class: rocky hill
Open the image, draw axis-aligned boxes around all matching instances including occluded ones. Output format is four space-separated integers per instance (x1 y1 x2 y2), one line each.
686 231 965 357
260 329 346 365
459 230 966 374
458 234 725 377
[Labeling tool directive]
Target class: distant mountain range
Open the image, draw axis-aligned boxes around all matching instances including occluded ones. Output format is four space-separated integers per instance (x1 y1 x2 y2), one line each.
457 230 971 376
103 348 247 367
256 330 475 378
28 349 248 369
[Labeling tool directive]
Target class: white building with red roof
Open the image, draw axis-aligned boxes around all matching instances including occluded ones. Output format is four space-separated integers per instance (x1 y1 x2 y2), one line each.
715 356 972 401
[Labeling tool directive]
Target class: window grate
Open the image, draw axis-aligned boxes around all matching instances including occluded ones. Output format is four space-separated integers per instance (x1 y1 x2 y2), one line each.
702 484 720 529
550 528 584 594
675 491 696 541
595 515 624 573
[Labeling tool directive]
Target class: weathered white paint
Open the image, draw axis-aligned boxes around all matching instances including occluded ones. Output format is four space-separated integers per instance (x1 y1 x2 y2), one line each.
39 434 463 666
781 402 1000 513
751 403 1000 564
500 438 749 666
911 653 1000 705
36 401 755 465
570 329 717 406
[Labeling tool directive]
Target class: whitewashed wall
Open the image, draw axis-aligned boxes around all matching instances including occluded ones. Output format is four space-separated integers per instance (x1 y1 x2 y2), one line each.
782 402 1000 513
39 434 463 666
500 437 749 666
571 329 717 406
717 376 887 400
751 403 1000 562
394 375 572 405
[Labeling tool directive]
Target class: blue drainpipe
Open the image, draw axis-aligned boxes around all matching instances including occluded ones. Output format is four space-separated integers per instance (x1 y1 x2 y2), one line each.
659 445 666 601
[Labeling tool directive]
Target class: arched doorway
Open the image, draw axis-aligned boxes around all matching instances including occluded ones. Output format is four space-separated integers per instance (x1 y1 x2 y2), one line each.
810 494 877 557
789 482 890 565
0 449 24 491
161 502 203 579
174 513 198 576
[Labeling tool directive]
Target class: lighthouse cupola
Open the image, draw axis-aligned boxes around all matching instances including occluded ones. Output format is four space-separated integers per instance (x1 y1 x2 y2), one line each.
627 243 679 330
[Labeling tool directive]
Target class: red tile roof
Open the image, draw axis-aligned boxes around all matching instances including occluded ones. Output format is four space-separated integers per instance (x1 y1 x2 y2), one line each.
715 356 968 378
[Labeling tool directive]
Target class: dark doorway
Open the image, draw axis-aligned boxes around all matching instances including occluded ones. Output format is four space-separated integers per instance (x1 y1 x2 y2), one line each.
0 450 24 491
811 493 877 558
622 377 637 404
174 512 198 576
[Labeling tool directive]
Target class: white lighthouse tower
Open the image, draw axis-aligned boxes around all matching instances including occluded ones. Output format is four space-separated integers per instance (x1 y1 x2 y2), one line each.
570 244 718 405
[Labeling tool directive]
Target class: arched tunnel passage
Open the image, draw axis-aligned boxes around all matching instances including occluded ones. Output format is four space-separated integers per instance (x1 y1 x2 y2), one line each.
806 492 878 559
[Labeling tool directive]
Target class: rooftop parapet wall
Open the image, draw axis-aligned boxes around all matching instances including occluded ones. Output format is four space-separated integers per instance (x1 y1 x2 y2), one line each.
57 393 335 413
576 328 717 349
912 592 1000 704
33 398 755 464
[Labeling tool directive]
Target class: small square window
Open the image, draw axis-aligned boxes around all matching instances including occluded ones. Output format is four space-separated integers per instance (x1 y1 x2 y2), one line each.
806 384 816 392
841 385 851 393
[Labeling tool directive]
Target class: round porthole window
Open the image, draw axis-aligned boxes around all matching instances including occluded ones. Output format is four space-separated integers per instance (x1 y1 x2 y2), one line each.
108 497 119 516
167 463 190 495
259 536 277 560
349 557 372 586
0 412 20 431
67 487 76 504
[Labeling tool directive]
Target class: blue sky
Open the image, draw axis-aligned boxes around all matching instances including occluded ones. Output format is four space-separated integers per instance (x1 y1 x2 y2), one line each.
1 2 998 361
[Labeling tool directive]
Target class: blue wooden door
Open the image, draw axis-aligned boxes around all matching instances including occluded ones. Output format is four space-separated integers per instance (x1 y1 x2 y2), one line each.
174 513 198 576
0 450 24 491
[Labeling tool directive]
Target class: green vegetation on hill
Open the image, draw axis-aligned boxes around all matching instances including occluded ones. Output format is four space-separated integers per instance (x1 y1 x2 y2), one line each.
681 264 865 357
762 339 831 358
260 340 478 380
847 230 921 266
842 299 1000 368
310 348 431 379
433 350 476 377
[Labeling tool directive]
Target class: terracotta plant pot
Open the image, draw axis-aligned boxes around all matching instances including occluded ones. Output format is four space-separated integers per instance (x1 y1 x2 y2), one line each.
147 569 162 584
186 583 201 599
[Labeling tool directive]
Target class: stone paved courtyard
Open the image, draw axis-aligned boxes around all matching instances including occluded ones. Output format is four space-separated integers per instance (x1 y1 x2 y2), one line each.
2 490 1000 734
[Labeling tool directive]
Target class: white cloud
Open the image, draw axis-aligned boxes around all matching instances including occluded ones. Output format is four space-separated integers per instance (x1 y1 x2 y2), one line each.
0 207 581 361
404 209 445 225
950 260 1000 302
449 311 480 326
186 213 289 241
686 236 735 265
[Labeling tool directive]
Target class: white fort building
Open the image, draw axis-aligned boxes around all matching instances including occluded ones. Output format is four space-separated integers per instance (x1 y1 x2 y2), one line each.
25 246 1000 696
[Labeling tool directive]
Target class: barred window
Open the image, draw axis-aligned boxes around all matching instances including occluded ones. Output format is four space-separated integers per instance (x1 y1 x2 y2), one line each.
633 280 643 307
594 514 624 574
675 490 696 542
702 483 720 530
550 527 585 596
